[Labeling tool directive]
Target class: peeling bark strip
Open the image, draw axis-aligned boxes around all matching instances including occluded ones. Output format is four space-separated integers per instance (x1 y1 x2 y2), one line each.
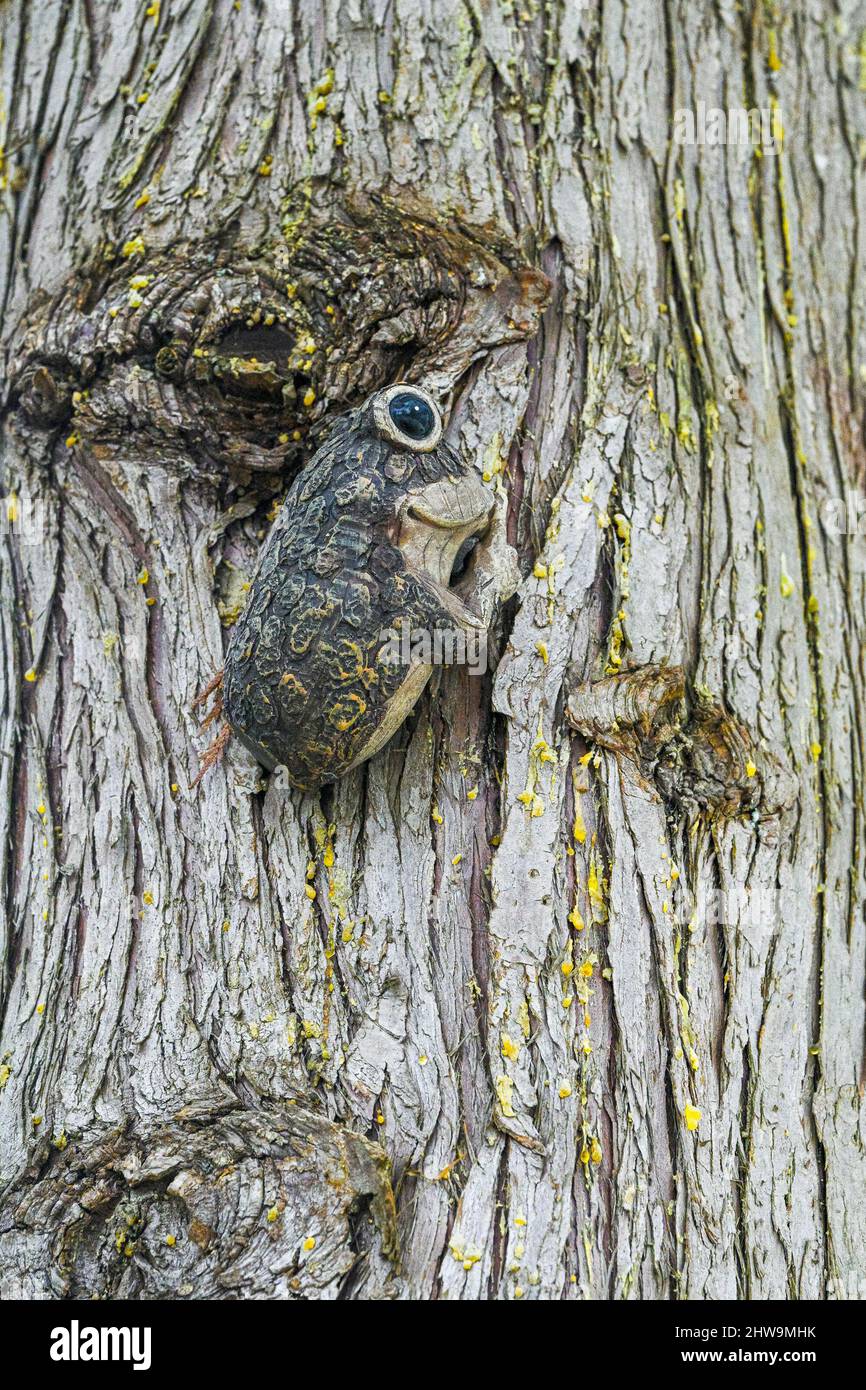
1 0 864 1302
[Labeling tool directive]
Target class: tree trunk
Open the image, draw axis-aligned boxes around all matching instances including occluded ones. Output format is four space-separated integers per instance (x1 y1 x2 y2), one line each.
0 0 863 1301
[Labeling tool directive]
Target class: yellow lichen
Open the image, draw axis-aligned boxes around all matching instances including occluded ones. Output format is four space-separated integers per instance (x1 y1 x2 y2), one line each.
495 1075 516 1118
501 1034 520 1062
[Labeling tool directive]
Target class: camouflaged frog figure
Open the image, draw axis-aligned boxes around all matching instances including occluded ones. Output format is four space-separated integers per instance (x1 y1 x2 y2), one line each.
222 384 519 791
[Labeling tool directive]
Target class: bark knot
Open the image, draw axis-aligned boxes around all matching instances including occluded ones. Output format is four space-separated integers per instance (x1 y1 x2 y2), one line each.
566 664 799 826
5 201 549 482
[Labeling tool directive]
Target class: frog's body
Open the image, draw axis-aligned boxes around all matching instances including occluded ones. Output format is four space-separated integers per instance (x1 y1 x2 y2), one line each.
222 386 499 791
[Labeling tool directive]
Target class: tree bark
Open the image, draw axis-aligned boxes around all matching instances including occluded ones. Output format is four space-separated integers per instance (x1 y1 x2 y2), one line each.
0 0 863 1301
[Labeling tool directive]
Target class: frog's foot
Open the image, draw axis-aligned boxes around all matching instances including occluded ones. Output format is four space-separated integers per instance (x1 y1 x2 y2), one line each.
191 668 231 787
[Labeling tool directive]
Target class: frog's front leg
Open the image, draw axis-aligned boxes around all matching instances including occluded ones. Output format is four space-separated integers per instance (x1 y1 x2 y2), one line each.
389 567 487 644
451 492 520 626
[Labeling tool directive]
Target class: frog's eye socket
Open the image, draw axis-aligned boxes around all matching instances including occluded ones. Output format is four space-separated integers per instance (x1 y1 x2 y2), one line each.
373 385 443 452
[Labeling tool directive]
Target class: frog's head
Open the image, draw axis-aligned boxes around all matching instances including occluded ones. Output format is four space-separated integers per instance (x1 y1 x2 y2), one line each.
361 383 494 589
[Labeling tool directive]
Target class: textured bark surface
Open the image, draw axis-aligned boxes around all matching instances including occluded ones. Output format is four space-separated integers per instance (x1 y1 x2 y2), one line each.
0 0 864 1300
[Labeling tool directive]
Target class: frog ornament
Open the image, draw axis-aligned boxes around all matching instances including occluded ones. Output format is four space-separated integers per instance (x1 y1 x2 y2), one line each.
196 385 520 792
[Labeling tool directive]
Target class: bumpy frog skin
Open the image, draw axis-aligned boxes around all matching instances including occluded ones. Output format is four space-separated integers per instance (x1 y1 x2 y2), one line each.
223 385 518 791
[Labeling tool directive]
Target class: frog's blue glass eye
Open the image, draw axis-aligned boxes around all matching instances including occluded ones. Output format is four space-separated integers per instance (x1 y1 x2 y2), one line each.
388 391 435 441
373 385 442 451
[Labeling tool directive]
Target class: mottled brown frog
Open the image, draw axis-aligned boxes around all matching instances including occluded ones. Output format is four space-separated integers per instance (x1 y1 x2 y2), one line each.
220 384 518 791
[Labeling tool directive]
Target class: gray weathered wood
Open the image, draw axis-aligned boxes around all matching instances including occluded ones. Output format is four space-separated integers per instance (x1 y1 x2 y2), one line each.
0 0 863 1300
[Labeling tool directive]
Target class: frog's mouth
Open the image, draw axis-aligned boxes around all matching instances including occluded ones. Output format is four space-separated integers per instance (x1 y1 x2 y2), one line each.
399 487 493 592
406 501 492 531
